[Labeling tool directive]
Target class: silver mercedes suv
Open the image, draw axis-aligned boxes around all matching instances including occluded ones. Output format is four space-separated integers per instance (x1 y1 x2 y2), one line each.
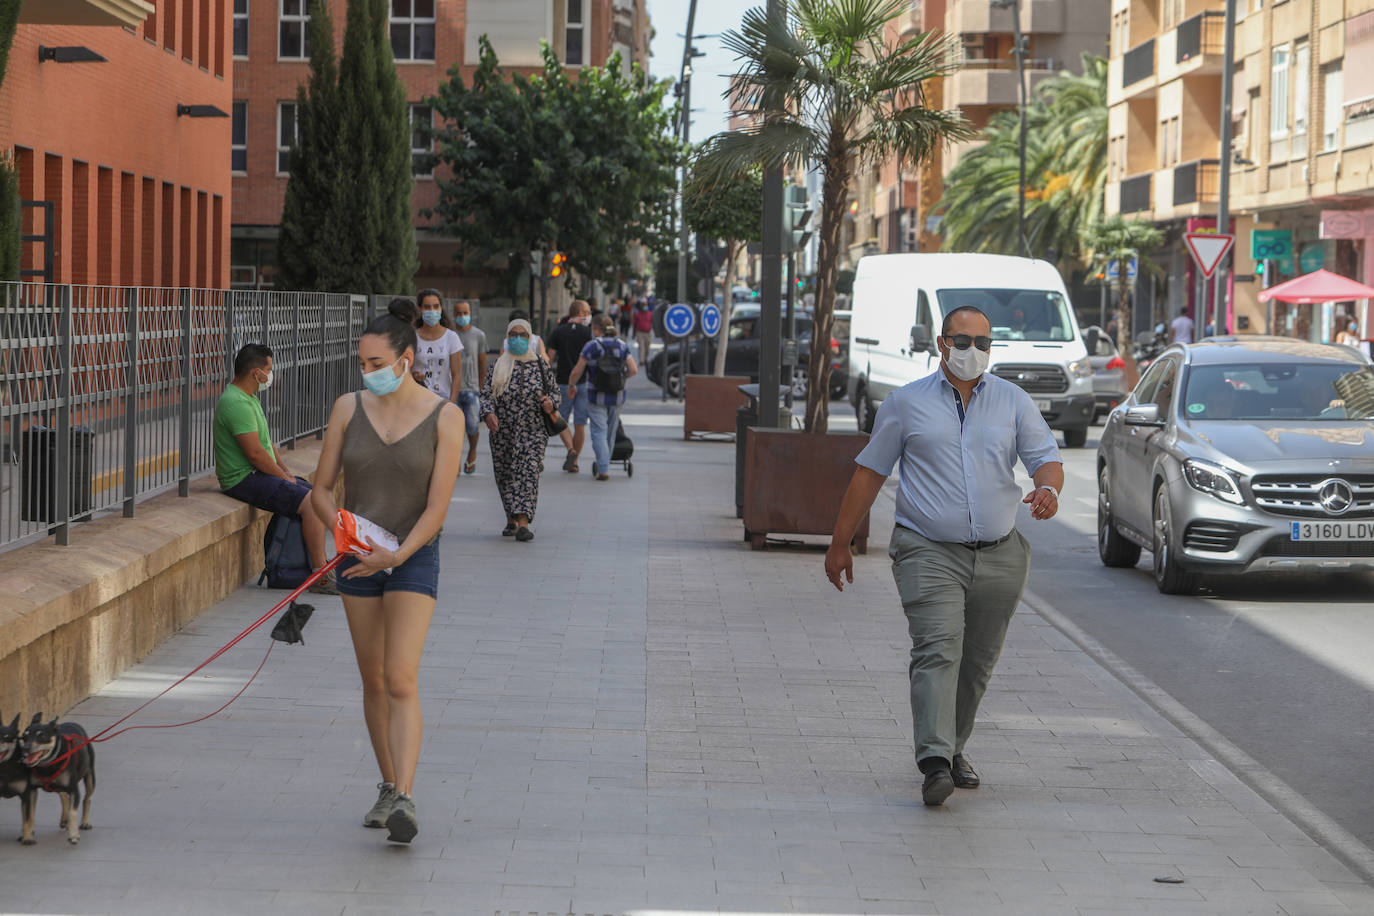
1096 337 1374 594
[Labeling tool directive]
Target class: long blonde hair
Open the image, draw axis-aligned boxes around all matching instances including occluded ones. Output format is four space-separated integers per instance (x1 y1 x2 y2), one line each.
491 318 537 396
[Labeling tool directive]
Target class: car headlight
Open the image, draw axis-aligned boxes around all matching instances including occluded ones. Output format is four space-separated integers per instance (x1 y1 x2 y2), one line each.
1183 459 1245 505
1069 358 1092 379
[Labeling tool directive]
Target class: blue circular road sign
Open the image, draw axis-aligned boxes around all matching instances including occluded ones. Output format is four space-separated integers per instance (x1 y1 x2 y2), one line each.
700 303 722 338
663 303 697 338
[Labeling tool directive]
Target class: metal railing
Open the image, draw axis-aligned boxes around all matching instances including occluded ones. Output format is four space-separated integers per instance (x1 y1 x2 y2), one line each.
1123 39 1155 87
0 283 368 551
1173 159 1220 206
1176 11 1225 64
959 57 1057 71
1120 173 1152 214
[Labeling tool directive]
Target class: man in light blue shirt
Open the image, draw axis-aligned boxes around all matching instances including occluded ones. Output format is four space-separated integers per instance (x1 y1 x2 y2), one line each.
826 305 1064 806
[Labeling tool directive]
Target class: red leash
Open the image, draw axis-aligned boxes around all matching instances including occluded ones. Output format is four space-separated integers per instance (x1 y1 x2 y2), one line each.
38 554 347 769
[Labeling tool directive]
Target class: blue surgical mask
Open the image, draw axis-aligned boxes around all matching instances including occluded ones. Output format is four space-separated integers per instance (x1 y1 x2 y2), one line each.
422 310 442 327
456 314 471 327
507 336 530 356
362 357 407 396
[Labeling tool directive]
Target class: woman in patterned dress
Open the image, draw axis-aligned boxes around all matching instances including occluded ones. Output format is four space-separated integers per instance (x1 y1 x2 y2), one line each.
480 318 557 542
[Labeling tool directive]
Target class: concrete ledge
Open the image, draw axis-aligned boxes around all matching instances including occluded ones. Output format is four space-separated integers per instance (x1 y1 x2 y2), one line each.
0 441 325 717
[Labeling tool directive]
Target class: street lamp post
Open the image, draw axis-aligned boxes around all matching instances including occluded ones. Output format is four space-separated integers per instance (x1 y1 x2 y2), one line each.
675 0 700 309
992 0 1028 258
1213 0 1237 336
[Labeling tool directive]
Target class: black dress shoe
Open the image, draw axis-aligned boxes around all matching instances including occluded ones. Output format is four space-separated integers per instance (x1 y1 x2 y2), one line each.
515 527 534 542
501 522 517 537
922 767 954 807
951 753 980 789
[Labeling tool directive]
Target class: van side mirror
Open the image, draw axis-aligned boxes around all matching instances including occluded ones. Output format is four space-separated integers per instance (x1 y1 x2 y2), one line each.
910 324 934 354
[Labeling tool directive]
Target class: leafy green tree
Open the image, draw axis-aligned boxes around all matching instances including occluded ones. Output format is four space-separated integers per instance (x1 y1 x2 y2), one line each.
1081 214 1164 387
334 0 416 293
278 0 344 291
684 164 763 375
0 0 22 282
696 0 971 433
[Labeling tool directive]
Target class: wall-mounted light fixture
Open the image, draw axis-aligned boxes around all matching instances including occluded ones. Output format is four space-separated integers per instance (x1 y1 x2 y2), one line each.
38 46 108 64
177 104 230 118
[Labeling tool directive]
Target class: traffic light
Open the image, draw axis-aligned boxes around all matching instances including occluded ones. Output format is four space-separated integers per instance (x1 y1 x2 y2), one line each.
783 185 813 251
550 252 566 278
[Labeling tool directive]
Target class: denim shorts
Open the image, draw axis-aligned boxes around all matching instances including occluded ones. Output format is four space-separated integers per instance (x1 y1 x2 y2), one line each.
336 537 440 599
456 390 480 438
223 472 311 517
559 383 590 426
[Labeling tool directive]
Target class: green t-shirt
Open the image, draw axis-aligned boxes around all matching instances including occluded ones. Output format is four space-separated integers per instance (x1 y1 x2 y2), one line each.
213 384 272 490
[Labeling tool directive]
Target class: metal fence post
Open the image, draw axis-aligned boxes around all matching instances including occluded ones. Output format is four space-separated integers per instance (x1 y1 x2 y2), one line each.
53 285 73 545
178 288 192 498
318 295 328 440
287 292 300 448
123 287 139 517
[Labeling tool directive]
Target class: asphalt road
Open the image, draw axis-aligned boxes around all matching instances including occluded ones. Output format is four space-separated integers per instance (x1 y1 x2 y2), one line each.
1032 425 1374 853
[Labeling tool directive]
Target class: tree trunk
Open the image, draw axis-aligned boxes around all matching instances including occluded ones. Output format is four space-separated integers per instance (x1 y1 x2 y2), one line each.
1116 270 1140 388
804 135 850 435
713 239 740 376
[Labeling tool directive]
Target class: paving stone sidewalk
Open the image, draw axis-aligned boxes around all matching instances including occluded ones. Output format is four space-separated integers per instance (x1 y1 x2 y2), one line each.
1 383 1371 915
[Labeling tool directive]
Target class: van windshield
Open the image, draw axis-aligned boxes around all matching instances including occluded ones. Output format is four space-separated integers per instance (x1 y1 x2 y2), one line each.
936 289 1076 342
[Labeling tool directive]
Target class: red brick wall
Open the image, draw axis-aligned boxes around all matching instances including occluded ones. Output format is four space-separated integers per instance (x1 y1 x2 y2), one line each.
0 1 232 286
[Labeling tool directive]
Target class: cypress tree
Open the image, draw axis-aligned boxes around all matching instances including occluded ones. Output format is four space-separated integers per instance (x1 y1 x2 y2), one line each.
335 0 416 294
278 0 342 291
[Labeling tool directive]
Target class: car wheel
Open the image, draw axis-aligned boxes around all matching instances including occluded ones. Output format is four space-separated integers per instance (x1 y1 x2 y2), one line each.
790 367 808 400
665 363 684 399
1152 486 1199 595
1097 464 1142 568
855 386 875 433
1063 427 1088 448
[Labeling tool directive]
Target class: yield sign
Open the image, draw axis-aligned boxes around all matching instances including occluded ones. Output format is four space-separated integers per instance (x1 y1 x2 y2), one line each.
1184 232 1235 278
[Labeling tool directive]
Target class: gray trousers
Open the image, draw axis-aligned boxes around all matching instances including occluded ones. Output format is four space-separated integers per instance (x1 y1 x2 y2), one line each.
888 525 1031 767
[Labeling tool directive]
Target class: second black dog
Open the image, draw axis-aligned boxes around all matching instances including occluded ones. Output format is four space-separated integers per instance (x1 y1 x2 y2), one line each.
19 714 95 845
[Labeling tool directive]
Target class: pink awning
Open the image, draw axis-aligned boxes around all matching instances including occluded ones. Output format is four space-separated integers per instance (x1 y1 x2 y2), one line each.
1258 269 1374 304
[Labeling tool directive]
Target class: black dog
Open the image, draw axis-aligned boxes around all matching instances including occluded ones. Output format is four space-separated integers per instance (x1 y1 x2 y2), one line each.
19 714 95 845
0 712 31 842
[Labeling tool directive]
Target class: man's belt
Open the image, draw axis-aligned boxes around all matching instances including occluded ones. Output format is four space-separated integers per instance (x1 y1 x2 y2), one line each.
960 533 1012 551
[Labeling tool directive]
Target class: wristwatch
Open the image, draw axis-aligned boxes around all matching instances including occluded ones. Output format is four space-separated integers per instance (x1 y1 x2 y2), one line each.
1037 485 1060 499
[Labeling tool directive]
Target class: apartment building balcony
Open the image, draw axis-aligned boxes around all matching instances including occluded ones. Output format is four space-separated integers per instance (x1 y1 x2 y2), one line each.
1122 39 1156 90
1172 159 1220 207
1120 172 1152 214
949 59 1058 109
1152 10 1226 83
947 0 1066 35
19 0 153 27
897 0 924 36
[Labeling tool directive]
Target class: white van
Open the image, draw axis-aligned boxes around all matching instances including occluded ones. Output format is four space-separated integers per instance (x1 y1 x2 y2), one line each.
846 253 1095 447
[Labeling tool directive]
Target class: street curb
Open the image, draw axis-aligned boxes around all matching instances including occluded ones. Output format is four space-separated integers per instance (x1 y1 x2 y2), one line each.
1023 586 1374 888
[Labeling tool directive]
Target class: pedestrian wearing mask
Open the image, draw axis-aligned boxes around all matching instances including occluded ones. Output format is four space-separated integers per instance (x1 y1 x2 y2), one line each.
567 315 637 480
451 299 488 475
824 306 1064 807
548 300 593 472
414 289 463 404
504 309 550 362
632 298 654 365
1337 318 1361 347
480 319 558 542
310 298 464 844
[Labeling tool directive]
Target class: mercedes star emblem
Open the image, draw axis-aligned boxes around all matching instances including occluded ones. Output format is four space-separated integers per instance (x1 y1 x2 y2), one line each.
1318 478 1355 516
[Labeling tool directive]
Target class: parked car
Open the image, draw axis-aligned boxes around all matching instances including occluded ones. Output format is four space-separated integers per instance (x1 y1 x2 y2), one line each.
647 305 847 400
1082 325 1128 421
846 254 1095 446
1096 337 1374 594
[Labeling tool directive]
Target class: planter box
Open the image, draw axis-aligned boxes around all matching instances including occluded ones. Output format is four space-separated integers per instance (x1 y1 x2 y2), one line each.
742 428 870 553
684 374 751 439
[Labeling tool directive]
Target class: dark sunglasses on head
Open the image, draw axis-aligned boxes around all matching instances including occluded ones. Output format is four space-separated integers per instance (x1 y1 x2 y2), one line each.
945 334 993 352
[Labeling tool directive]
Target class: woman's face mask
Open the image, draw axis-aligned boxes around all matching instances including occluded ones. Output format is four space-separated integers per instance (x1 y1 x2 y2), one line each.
422 310 442 327
362 356 408 396
507 335 531 356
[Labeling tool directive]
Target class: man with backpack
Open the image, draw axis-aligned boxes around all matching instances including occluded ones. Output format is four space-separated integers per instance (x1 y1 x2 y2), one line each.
567 315 637 481
213 343 337 595
548 300 593 472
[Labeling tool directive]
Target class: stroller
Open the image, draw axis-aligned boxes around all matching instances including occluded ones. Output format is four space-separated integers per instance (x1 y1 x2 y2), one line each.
610 420 634 477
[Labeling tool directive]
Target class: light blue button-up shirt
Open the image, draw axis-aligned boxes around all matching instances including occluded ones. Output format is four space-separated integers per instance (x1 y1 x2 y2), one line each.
855 369 1062 543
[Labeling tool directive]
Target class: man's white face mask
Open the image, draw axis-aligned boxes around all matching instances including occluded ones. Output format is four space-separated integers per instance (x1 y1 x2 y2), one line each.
942 336 990 381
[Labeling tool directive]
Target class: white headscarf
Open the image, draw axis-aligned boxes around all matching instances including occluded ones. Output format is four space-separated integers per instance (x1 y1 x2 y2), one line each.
491 318 537 396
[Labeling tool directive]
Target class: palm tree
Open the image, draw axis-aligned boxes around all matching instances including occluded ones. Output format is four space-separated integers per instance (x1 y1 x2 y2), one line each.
695 0 972 433
938 108 1055 256
1081 214 1164 388
1036 54 1108 255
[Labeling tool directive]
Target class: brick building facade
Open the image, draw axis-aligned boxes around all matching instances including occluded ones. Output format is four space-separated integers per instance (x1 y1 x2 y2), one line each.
1 0 232 288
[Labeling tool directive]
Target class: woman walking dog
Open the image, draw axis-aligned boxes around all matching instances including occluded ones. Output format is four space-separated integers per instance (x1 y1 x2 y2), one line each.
311 299 463 844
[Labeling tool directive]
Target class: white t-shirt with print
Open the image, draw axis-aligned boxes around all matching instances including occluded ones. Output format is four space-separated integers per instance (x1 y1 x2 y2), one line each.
416 329 464 400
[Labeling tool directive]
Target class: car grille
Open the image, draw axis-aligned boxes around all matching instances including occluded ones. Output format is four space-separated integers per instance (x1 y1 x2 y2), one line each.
991 364 1069 395
1257 536 1374 558
1250 474 1374 519
1183 522 1241 552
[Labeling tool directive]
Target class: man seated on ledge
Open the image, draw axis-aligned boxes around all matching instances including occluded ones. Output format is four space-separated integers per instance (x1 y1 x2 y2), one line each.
214 343 337 595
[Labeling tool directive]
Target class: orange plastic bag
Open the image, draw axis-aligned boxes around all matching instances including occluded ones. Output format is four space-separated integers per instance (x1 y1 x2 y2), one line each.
334 510 400 558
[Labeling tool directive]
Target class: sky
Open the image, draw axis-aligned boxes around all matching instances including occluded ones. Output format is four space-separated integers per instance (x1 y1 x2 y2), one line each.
647 0 746 141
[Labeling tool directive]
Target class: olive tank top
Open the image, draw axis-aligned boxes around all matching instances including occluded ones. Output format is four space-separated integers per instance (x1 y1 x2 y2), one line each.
341 392 445 543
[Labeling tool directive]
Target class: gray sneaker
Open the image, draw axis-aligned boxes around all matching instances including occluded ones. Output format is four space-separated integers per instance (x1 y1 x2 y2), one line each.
363 782 396 828
308 571 340 597
385 793 418 844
